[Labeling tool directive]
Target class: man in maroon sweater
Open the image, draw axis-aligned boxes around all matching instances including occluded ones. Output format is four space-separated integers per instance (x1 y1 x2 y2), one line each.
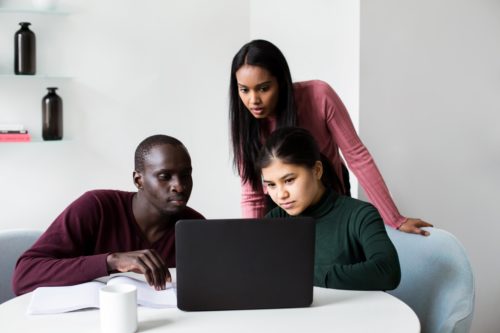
12 134 204 295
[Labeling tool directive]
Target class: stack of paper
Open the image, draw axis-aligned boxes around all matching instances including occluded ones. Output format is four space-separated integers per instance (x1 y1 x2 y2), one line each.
27 274 177 315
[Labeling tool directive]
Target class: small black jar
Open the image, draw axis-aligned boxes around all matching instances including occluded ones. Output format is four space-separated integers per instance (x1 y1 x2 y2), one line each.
14 22 36 75
42 87 63 140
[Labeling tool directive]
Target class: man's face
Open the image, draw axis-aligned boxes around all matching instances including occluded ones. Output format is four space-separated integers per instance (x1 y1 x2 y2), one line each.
136 144 193 216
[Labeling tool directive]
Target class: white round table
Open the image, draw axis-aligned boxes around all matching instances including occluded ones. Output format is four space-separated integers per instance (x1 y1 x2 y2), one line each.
0 286 419 333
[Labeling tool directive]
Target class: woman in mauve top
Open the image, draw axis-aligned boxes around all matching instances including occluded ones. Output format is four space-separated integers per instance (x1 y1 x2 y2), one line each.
229 39 432 235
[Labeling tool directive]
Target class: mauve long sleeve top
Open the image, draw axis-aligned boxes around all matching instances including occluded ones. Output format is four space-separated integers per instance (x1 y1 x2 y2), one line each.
241 80 406 228
12 190 204 295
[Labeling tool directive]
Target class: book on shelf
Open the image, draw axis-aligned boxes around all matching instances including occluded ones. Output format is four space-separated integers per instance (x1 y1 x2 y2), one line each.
0 123 25 131
0 130 28 134
0 132 31 142
27 273 177 315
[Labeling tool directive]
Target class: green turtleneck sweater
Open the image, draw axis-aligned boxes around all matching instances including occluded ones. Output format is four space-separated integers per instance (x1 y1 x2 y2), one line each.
266 189 401 291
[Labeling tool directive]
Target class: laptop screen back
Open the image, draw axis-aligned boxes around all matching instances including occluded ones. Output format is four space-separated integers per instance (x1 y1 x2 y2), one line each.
175 218 315 311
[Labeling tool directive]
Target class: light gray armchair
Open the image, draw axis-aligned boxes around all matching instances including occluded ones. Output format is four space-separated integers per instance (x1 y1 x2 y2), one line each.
386 226 475 333
0 229 42 304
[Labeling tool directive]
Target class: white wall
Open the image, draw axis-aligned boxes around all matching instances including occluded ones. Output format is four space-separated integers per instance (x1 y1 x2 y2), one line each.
0 0 248 227
0 1 359 226
360 0 500 332
250 0 360 196
8 0 494 330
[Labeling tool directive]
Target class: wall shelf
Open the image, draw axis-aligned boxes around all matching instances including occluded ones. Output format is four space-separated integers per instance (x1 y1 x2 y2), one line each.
0 74 72 79
0 7 70 15
0 139 72 144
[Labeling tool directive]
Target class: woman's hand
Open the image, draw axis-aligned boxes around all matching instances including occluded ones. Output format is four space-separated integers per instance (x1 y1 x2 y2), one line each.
398 218 434 236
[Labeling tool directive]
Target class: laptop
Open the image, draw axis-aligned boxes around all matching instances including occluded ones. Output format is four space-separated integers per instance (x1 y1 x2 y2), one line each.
175 217 315 311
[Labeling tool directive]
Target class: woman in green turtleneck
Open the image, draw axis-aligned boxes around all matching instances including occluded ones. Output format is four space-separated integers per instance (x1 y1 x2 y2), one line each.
257 127 401 291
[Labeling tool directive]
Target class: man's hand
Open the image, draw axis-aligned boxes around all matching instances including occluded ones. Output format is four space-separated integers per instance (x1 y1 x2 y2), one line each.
398 218 434 236
106 249 171 290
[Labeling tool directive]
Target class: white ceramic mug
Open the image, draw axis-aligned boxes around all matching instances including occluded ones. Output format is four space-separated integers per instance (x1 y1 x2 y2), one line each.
99 284 138 333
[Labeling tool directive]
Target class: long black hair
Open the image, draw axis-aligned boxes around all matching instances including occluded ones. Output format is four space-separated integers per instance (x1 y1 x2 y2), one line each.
256 127 343 194
229 39 297 191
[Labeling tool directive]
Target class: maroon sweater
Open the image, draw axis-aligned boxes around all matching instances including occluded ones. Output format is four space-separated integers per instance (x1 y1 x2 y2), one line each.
12 190 204 295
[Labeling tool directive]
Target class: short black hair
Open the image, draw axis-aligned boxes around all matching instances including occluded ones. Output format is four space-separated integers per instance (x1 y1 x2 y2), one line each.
134 134 186 172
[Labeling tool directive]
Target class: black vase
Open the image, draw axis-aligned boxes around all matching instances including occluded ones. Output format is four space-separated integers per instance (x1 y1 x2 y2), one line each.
14 22 36 75
42 87 63 141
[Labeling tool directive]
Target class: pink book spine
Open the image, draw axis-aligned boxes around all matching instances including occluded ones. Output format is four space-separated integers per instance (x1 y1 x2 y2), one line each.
0 133 31 142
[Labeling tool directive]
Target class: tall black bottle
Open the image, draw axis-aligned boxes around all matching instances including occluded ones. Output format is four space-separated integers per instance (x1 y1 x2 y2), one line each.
42 87 63 140
14 22 36 75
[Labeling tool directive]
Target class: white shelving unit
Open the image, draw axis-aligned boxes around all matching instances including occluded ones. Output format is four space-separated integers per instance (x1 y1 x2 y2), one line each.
0 5 72 142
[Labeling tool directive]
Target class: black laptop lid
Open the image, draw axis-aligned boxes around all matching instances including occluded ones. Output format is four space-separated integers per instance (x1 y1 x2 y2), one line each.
175 217 315 311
